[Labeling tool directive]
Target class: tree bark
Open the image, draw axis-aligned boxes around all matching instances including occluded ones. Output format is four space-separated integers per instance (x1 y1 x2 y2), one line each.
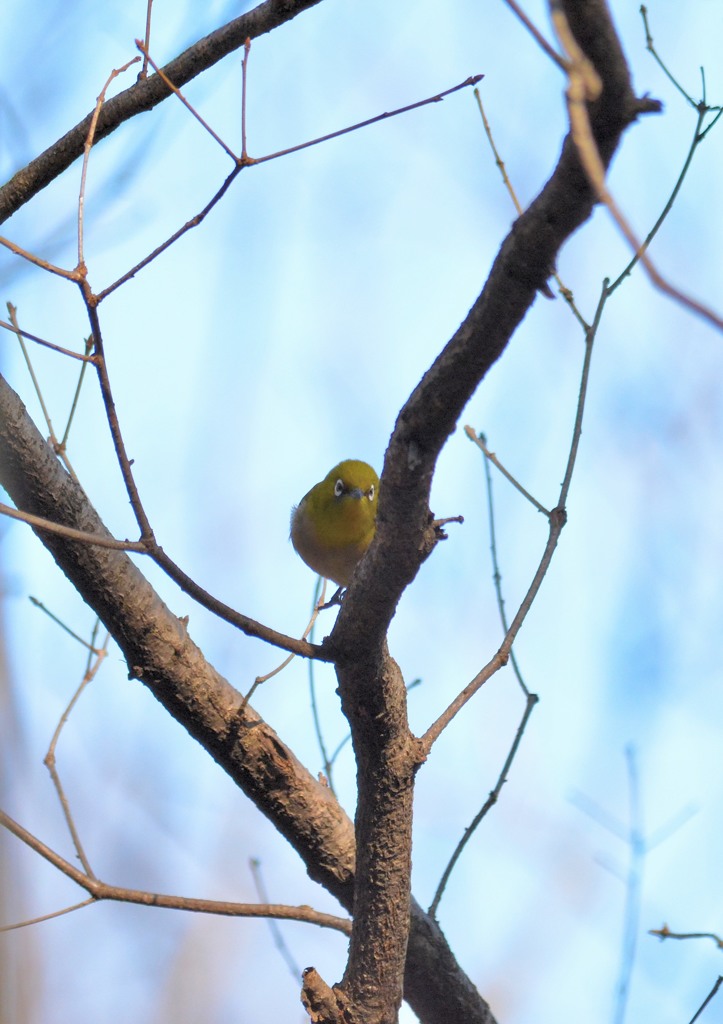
0 1 660 1021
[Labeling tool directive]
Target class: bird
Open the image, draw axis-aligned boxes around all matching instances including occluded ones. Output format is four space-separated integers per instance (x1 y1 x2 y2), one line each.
290 460 379 589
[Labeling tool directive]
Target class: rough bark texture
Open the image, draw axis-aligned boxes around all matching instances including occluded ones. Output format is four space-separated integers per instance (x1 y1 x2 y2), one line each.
0 1 658 1021
0 374 495 1023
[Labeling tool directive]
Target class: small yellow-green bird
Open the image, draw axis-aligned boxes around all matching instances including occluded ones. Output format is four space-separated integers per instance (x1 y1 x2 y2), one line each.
290 460 379 587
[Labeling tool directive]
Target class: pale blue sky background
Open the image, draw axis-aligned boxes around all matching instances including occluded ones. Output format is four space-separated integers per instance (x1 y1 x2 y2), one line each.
1 2 722 1023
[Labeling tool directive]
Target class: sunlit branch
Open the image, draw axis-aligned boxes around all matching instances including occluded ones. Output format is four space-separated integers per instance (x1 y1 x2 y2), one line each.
554 6 723 332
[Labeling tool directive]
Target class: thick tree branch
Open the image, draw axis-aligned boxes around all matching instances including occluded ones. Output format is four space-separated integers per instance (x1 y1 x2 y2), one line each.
330 0 655 658
0 3 663 1023
325 2 658 1019
0 0 323 225
0 373 496 1024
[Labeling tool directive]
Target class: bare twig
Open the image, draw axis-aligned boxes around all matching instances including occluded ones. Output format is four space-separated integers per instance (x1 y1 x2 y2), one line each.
0 808 351 935
428 690 537 917
479 431 532 698
0 0 327 225
95 167 241 301
0 899 96 931
29 597 103 653
307 577 336 791
243 578 327 706
253 75 483 167
0 503 148 551
136 40 239 161
139 0 154 80
241 37 251 160
421 276 600 751
501 0 566 70
0 319 96 362
250 857 302 980
473 87 588 327
640 5 698 109
44 623 109 879
0 235 80 280
78 58 141 268
7 303 79 481
464 428 550 517
553 5 723 332
81 305 154 540
612 746 644 1024
687 977 723 1024
96 74 482 301
650 926 723 951
609 10 723 295
60 336 95 449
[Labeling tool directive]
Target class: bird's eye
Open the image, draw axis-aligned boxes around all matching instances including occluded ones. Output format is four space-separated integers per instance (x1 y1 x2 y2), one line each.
334 479 344 497
368 484 375 501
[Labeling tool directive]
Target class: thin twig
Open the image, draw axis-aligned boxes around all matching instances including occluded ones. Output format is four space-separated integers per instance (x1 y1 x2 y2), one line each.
242 578 327 707
501 0 567 70
139 0 154 80
252 75 483 168
613 745 644 1024
0 502 148 551
80 302 154 540
250 858 302 980
428 690 537 917
307 577 335 792
28 597 103 653
0 899 96 932
464 428 550 517
473 87 588 329
96 75 482 302
0 809 350 934
78 58 141 268
7 303 79 482
553 6 723 332
640 5 698 108
95 167 242 301
480 433 532 697
0 235 80 280
136 41 239 162
44 624 109 880
60 336 94 449
0 319 96 362
241 37 251 161
687 977 723 1024
422 278 600 750
649 926 723 950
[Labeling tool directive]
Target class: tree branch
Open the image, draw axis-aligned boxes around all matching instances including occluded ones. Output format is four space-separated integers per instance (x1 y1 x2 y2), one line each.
0 371 496 1024
0 3 665 1022
326 2 657 1018
0 808 351 934
330 0 655 656
0 0 323 224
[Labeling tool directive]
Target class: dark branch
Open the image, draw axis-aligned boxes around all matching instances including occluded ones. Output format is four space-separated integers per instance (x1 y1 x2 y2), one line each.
0 0 323 225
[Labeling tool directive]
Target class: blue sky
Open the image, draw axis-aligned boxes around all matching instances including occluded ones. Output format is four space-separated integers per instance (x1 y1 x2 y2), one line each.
1 2 722 1022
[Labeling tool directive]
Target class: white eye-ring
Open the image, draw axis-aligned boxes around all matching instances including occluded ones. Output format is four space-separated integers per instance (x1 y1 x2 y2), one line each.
368 484 375 501
334 479 344 497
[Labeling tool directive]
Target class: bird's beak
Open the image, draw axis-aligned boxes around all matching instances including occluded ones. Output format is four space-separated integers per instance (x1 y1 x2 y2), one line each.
349 488 363 500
